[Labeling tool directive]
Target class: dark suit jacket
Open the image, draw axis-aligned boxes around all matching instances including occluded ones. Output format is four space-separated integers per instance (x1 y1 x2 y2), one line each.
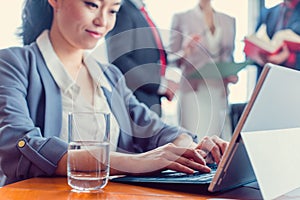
255 2 300 78
105 0 167 116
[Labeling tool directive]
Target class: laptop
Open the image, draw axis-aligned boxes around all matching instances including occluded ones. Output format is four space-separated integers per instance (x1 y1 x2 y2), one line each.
112 63 299 193
240 62 300 199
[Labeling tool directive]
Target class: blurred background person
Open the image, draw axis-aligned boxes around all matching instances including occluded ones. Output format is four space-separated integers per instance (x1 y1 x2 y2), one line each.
254 0 300 80
106 0 179 117
169 0 238 140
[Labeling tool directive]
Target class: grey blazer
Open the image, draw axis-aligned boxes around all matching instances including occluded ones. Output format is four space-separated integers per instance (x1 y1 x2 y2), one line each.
0 43 196 186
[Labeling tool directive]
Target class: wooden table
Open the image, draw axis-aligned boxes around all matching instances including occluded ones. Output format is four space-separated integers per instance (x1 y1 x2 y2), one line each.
0 177 263 199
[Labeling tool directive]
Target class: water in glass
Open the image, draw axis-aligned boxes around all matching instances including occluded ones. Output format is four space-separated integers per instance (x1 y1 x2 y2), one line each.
67 141 110 191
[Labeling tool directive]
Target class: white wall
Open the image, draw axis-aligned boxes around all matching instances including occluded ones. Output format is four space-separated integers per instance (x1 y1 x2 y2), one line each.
265 0 283 8
0 0 23 49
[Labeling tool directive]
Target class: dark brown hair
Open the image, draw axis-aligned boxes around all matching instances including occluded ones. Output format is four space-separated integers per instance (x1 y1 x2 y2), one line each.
19 0 53 45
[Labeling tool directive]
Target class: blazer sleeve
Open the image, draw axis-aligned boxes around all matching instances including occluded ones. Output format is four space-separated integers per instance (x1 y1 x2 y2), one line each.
220 16 236 62
230 18 236 62
0 47 67 186
169 14 184 54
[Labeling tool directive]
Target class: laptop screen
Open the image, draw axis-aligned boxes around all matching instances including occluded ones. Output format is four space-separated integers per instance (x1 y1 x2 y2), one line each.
209 63 274 192
209 63 300 192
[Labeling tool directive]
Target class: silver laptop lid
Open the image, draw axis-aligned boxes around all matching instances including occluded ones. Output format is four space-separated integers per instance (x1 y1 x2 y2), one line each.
209 63 296 192
241 63 300 199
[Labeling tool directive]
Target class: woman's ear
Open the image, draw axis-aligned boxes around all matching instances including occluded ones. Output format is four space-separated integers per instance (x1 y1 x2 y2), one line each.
48 0 58 9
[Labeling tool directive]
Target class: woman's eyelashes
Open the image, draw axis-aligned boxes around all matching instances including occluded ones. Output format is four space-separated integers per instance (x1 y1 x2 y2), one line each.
110 9 119 14
84 1 99 9
84 1 120 14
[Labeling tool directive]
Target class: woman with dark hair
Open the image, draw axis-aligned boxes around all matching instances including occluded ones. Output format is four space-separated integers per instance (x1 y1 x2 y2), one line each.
0 0 228 186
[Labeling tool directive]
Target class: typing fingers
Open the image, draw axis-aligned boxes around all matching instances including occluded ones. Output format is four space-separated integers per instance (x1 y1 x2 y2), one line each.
167 152 211 174
211 135 228 155
167 158 211 174
162 144 211 173
197 136 228 164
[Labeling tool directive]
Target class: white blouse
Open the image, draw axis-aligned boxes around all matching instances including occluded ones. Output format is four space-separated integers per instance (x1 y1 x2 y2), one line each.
36 30 120 151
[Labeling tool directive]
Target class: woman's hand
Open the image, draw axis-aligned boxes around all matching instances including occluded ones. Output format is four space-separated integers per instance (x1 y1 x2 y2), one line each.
110 143 211 176
183 34 201 58
223 75 239 96
109 134 228 176
195 135 228 164
224 75 239 85
164 79 180 101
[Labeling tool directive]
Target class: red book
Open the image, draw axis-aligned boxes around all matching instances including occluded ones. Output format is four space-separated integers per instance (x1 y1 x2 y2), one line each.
273 29 300 52
243 27 300 64
243 36 282 63
284 40 300 52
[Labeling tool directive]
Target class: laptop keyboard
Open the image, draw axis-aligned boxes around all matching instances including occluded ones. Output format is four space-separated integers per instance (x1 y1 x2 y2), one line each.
157 163 217 183
112 163 217 184
160 170 215 181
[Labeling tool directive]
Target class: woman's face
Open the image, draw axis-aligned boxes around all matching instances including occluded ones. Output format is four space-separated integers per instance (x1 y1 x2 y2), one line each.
49 0 121 50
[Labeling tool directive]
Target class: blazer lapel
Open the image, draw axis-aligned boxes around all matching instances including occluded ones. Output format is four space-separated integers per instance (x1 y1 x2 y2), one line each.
33 46 62 138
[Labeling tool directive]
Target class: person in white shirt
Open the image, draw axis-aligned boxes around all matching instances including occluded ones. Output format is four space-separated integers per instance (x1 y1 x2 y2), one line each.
169 0 238 140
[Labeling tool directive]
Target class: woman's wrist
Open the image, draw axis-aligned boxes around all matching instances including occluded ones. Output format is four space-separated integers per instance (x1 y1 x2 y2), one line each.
172 133 197 148
109 152 137 175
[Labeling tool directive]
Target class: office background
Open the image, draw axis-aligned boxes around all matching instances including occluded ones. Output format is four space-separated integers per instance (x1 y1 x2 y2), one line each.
0 0 283 122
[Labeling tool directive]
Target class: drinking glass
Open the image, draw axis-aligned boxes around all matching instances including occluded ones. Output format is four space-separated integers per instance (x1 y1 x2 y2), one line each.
67 112 110 192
